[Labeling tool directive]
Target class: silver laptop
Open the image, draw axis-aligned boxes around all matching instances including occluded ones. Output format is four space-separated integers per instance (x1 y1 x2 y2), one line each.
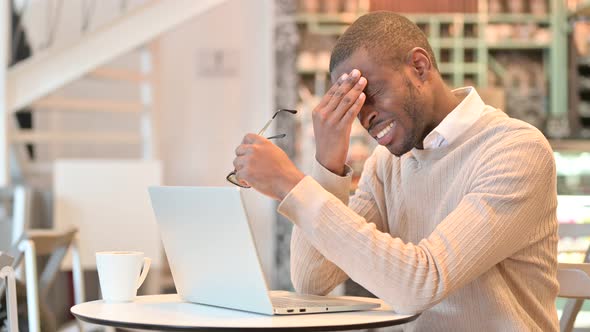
148 186 380 315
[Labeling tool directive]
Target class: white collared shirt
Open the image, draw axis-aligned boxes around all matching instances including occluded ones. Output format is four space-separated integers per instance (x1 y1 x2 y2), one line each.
423 87 498 150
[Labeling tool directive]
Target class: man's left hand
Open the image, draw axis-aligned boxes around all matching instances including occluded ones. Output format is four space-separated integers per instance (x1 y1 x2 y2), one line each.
233 133 305 201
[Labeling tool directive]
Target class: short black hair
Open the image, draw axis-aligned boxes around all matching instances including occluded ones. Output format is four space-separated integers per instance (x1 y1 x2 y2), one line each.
329 11 438 73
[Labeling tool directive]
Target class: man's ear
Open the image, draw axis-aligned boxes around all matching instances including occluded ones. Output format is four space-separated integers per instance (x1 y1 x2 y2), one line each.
406 47 432 82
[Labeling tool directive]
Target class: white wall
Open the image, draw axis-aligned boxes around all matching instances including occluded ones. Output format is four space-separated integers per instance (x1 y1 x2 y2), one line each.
16 0 277 284
0 0 8 186
17 0 150 164
158 0 276 282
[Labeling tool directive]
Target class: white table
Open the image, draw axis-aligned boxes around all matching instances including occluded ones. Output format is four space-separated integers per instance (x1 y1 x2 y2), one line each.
71 294 419 331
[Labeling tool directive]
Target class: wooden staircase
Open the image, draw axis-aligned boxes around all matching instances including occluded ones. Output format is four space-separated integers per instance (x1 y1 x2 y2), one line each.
1 0 227 186
11 43 162 187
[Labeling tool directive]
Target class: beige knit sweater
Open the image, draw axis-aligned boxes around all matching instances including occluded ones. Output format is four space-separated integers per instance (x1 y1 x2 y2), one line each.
278 111 559 331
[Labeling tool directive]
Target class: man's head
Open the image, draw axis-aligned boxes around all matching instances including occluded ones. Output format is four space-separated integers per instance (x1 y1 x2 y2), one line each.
330 11 446 156
330 11 438 73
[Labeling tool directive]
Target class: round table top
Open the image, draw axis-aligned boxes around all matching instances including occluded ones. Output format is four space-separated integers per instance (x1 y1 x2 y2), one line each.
71 294 419 331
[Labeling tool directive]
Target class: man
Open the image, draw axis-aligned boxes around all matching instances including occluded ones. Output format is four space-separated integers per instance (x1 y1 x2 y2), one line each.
232 11 558 331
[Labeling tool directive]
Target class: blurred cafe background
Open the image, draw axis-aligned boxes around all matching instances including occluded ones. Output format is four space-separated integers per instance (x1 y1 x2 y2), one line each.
1 0 590 330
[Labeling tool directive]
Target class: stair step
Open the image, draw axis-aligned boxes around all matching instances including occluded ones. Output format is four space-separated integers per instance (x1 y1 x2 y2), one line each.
32 96 143 113
7 0 226 111
10 131 142 144
23 162 52 174
88 67 149 83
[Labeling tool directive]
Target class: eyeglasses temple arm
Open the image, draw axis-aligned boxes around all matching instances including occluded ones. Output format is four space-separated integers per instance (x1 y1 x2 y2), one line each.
258 109 297 136
266 134 286 140
257 118 273 136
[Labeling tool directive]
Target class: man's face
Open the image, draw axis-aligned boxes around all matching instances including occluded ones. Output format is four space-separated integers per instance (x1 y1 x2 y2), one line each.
331 48 431 157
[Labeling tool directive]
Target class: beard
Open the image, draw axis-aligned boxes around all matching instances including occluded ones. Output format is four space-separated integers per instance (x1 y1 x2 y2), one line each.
387 79 424 157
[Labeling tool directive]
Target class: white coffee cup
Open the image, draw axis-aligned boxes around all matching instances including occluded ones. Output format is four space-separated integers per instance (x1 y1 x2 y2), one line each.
96 251 151 303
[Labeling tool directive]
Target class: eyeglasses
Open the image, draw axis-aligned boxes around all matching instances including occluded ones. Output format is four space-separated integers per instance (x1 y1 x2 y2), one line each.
226 109 297 188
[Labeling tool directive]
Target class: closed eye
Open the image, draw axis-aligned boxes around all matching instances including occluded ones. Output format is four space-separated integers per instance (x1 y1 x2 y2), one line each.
365 80 383 95
364 87 382 105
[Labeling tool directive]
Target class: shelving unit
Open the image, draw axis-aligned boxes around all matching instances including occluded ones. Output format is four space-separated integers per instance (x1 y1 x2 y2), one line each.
295 0 569 137
569 2 590 138
488 42 552 49
550 138 590 151
570 1 590 16
488 13 551 23
550 0 569 120
403 14 488 88
293 0 578 191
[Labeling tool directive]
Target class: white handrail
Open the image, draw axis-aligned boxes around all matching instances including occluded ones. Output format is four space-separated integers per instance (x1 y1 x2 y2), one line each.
6 0 226 112
0 0 9 186
18 240 40 332
0 265 19 332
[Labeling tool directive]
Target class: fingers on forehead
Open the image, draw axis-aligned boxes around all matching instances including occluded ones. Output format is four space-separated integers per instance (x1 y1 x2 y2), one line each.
320 69 361 108
318 78 344 107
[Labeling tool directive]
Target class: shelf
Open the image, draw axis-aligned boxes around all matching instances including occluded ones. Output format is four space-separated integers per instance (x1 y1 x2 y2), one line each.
439 38 480 48
488 14 550 24
550 139 590 152
570 1 590 17
558 249 590 254
559 223 590 238
295 7 565 121
295 13 360 24
295 13 358 35
406 14 480 23
438 63 481 74
487 41 550 49
298 64 484 76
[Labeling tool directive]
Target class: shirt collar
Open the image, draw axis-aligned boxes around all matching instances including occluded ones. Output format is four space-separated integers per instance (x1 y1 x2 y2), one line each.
422 87 487 149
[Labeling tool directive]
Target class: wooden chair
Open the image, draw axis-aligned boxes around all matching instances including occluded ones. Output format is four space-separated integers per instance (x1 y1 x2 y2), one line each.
10 228 85 332
559 251 590 332
0 252 18 332
558 221 590 332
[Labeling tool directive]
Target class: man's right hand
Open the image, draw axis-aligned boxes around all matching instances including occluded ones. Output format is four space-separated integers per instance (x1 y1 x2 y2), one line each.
312 69 367 175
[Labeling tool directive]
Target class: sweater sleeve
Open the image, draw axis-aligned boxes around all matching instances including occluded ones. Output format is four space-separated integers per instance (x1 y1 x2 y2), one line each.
289 153 386 294
279 137 557 314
